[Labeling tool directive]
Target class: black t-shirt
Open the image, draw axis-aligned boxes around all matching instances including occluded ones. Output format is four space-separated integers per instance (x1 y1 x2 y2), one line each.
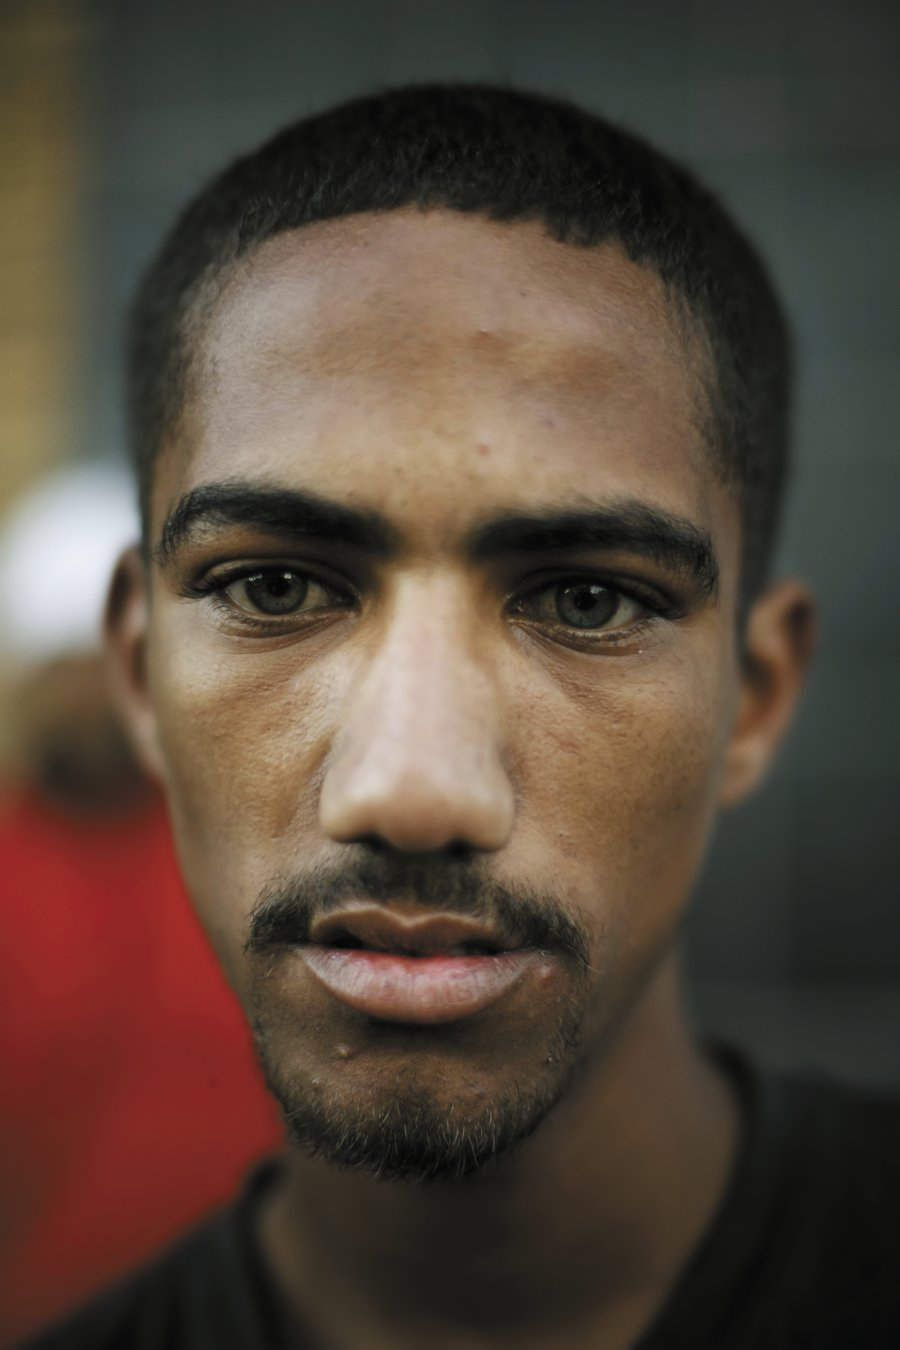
21 1049 900 1349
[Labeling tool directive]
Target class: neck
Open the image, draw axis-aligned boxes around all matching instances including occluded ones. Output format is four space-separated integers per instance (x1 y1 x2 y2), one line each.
259 953 739 1350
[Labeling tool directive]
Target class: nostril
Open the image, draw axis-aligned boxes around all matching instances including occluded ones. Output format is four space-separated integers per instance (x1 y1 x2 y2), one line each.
348 832 389 853
319 737 515 854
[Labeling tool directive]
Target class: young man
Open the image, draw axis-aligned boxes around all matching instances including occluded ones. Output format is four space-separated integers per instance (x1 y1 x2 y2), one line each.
30 84 899 1348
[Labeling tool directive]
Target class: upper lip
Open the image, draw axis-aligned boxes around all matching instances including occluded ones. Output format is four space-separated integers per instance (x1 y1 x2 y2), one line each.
308 905 518 956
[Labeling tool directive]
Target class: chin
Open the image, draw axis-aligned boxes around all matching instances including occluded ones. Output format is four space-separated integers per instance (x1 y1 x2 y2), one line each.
251 1007 588 1184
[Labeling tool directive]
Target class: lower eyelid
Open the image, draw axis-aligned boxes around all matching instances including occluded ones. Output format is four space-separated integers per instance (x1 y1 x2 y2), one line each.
207 593 340 632
537 613 661 653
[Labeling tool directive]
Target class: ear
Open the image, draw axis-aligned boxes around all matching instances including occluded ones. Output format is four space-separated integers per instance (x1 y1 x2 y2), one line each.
718 579 816 809
104 546 166 783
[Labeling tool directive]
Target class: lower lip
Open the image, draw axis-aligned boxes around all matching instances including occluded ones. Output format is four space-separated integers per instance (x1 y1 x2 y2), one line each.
298 946 541 1024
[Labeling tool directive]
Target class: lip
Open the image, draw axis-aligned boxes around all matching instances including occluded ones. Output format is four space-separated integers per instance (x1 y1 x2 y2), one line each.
299 946 539 1024
308 905 517 956
300 905 537 1024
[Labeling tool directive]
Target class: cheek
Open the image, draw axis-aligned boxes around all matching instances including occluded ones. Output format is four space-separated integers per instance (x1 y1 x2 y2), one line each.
511 644 733 959
149 598 735 998
147 622 342 960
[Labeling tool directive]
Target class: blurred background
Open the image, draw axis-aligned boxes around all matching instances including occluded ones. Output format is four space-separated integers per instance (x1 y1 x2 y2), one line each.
1 0 898 1340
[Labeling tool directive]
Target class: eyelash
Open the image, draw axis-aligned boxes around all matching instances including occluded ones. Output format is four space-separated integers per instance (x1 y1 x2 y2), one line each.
187 565 678 645
186 565 355 631
510 575 677 649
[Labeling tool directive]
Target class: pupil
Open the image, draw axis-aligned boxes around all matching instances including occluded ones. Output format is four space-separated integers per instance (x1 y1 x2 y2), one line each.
556 582 617 630
246 572 307 614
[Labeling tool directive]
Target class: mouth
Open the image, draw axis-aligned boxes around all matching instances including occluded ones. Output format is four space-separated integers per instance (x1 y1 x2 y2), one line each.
296 906 544 1025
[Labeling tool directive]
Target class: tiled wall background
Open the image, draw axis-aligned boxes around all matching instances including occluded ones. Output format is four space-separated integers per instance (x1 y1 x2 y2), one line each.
78 0 899 1067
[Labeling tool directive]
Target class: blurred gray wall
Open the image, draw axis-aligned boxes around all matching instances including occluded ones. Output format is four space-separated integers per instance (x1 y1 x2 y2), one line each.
80 0 900 1076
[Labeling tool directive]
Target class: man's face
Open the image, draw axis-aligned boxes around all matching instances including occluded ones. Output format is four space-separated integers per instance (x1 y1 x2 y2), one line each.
134 210 745 1178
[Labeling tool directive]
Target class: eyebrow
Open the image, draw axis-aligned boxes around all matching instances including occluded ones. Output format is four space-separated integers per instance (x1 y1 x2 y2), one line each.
467 502 719 597
154 480 718 597
153 481 399 566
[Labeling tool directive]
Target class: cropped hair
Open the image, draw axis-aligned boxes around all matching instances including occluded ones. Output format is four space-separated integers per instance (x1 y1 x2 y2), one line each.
128 82 792 605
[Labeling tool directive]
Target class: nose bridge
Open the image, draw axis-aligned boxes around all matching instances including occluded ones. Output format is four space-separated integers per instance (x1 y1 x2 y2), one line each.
319 574 515 853
368 575 486 751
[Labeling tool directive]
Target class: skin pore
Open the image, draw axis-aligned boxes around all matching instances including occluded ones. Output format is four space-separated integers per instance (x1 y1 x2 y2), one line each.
108 209 813 1349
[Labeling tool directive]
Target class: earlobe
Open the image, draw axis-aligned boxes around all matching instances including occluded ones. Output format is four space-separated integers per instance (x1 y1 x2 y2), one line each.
104 546 166 783
718 579 816 808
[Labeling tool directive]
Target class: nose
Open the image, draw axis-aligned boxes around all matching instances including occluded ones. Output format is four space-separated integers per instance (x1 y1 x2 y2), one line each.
319 580 515 854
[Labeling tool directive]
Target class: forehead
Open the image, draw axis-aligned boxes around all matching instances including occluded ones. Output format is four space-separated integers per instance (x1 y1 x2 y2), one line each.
156 209 724 545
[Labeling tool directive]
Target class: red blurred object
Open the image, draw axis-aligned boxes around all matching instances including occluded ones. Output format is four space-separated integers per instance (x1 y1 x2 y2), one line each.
0 788 282 1346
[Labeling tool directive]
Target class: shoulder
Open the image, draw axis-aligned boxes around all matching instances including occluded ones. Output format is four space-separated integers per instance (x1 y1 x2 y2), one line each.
660 1048 900 1349
717 1042 900 1197
18 1213 230 1350
17 1162 286 1350
745 1061 900 1345
773 1067 900 1204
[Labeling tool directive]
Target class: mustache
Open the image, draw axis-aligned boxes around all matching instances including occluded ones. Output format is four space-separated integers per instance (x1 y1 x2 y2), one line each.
245 852 591 968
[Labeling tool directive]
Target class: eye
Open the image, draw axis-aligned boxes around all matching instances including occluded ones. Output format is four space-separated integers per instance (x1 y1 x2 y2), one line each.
514 578 647 633
555 581 627 629
221 569 340 618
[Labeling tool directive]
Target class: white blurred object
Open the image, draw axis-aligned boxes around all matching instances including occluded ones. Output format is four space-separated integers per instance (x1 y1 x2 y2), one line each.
0 463 140 664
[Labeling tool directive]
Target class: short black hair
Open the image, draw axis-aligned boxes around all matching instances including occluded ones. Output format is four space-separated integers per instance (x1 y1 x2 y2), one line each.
128 81 791 606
